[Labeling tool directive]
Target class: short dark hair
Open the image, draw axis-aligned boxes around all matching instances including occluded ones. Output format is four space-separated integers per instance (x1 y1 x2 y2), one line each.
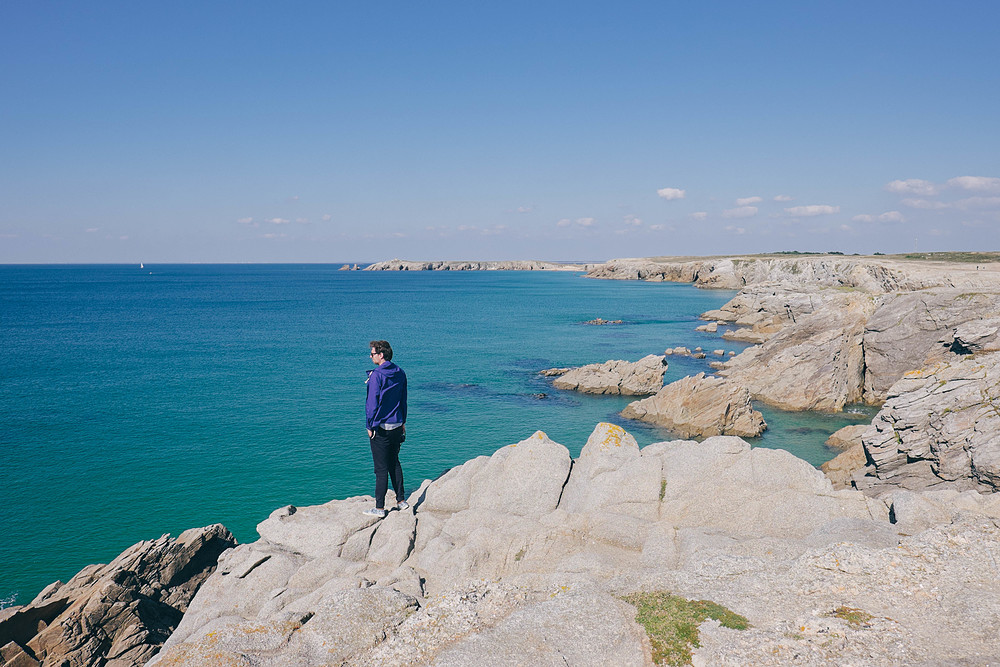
369 340 393 361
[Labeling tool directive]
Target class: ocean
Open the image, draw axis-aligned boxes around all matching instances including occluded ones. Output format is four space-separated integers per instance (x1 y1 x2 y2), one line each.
0 264 874 607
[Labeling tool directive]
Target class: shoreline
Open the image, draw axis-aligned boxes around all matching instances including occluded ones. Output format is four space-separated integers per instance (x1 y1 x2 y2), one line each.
4 254 1000 665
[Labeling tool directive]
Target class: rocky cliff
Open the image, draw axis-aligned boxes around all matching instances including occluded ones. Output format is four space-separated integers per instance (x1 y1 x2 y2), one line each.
586 254 1000 292
0 525 235 667
145 424 1000 666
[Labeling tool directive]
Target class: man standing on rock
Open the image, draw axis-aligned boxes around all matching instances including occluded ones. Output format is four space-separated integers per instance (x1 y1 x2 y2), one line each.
364 340 408 518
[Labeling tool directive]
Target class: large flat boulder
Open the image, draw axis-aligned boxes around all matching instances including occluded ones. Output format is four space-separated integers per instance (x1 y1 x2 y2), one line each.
547 354 667 395
621 373 766 437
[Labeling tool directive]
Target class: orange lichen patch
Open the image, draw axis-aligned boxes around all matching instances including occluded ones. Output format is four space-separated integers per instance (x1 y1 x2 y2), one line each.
599 423 627 448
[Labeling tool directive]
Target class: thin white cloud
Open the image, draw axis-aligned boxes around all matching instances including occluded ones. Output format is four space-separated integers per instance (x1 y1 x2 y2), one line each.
735 196 762 206
295 218 309 223
457 225 477 231
266 218 291 224
261 232 286 239
723 225 747 235
947 176 1000 193
85 227 99 233
901 198 948 210
722 206 758 219
853 211 905 223
656 187 686 201
955 196 1000 211
885 179 940 196
516 206 534 214
624 214 643 227
773 194 792 202
690 211 707 220
237 217 254 224
321 214 332 221
557 217 596 228
785 205 839 217
119 235 129 240
839 224 853 232
649 224 665 231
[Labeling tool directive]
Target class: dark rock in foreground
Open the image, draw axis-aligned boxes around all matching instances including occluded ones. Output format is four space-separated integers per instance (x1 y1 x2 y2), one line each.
0 525 235 667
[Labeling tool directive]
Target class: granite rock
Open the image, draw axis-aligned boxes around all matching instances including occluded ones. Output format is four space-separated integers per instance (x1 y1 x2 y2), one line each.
854 351 1000 493
621 373 766 438
547 354 667 395
720 291 874 411
0 525 235 667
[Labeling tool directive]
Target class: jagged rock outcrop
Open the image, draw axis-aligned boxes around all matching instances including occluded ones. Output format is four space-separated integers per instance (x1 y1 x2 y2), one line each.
720 292 875 411
149 424 1000 666
854 351 1000 494
953 317 1000 354
0 525 235 667
861 289 1000 401
545 354 667 395
621 373 766 437
364 259 586 271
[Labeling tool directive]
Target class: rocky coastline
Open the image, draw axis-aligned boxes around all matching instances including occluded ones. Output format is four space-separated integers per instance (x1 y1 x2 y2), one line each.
5 253 1000 666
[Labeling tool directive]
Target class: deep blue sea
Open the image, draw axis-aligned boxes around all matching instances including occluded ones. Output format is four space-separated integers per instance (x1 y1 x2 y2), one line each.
0 265 874 607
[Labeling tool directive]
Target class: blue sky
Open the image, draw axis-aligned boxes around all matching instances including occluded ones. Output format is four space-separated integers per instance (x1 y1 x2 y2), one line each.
2 1 998 262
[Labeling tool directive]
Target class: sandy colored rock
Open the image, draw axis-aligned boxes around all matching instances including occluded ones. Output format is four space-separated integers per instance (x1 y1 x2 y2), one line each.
821 443 867 489
825 423 869 450
622 373 766 438
549 354 667 395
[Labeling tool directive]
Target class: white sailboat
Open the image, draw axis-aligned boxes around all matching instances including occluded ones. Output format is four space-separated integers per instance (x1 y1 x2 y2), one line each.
140 262 144 269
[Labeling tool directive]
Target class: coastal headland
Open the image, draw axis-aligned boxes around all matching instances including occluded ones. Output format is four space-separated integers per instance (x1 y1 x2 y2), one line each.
4 252 1000 666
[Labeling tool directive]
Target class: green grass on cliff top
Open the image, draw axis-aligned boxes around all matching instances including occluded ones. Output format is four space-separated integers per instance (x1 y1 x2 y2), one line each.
621 591 750 666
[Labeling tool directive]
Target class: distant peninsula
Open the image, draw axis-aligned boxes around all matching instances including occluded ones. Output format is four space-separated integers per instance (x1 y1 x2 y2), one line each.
364 258 593 271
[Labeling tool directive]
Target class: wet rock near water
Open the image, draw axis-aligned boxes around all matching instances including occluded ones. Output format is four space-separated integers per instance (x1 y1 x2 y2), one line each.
0 525 235 667
544 354 667 396
621 372 766 438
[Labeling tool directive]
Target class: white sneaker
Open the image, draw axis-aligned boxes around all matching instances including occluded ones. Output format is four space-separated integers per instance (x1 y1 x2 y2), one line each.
363 507 387 518
396 501 410 511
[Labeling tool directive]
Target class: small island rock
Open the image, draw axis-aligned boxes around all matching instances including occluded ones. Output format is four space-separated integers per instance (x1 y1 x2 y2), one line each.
621 372 766 438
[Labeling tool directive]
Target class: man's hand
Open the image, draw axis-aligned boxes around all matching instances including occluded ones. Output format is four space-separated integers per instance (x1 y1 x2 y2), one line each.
367 429 374 438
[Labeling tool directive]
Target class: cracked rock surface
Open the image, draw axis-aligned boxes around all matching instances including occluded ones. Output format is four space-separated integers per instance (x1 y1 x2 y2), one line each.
148 424 1000 666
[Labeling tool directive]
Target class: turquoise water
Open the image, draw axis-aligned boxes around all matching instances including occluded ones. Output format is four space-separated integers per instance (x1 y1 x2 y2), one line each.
0 265 872 606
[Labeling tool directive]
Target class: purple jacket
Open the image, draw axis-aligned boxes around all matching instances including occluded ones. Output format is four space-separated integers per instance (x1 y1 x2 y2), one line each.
365 361 407 430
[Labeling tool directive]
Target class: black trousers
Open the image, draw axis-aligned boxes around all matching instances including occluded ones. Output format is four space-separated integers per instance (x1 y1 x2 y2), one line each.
369 426 405 509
